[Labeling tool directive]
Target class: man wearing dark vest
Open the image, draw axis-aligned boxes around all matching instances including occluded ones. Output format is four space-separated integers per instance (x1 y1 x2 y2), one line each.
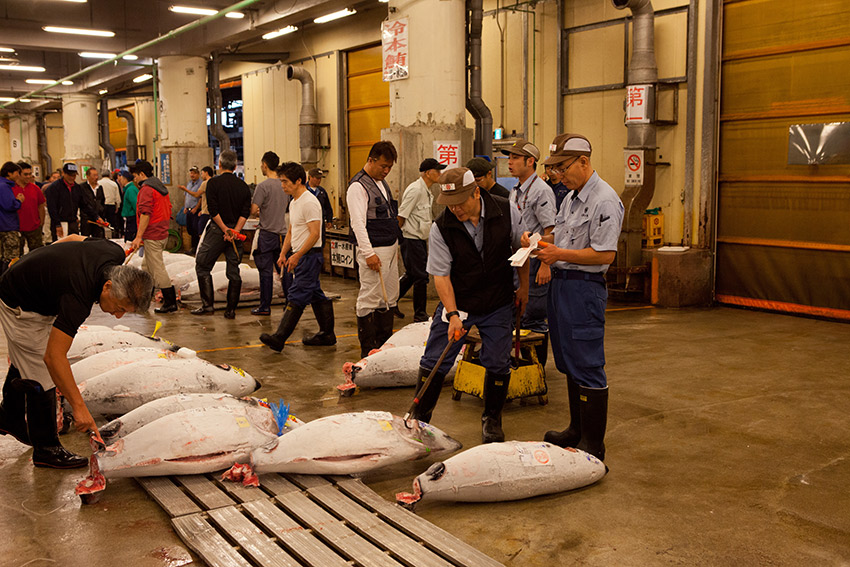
412 167 529 444
346 141 401 357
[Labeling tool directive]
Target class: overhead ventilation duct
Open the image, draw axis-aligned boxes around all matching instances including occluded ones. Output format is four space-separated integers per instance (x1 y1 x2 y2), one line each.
116 108 138 163
613 0 658 281
36 113 52 177
99 100 116 170
207 54 231 151
286 65 319 167
466 0 493 157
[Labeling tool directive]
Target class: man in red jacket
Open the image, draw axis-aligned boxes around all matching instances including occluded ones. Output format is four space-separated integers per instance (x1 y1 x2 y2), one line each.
13 161 46 255
128 160 177 313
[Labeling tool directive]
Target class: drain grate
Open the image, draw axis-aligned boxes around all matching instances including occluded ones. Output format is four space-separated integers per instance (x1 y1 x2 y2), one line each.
138 473 503 567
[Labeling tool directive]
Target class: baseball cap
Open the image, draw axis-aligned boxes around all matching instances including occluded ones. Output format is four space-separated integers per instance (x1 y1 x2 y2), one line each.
436 167 477 206
465 157 496 178
62 163 78 175
189 165 200 172
419 158 447 172
307 167 324 179
500 139 540 160
543 133 592 166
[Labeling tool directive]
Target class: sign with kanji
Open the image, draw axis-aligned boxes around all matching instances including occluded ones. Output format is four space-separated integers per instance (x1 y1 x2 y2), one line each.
624 150 644 186
434 141 461 168
330 239 355 268
626 84 651 124
382 17 409 82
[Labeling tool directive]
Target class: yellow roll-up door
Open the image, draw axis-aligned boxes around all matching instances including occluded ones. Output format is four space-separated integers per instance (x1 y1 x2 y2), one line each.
716 0 850 320
346 44 390 182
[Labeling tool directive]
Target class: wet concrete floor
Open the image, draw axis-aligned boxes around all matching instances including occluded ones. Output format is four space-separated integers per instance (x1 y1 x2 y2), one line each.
1 273 849 566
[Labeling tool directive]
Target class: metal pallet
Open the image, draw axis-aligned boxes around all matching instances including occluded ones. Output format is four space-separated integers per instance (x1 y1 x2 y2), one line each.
138 473 504 567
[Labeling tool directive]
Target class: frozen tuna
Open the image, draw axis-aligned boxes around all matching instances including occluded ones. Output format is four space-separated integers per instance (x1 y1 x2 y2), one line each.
338 344 460 391
396 441 607 505
381 320 431 349
71 346 197 384
91 403 280 478
250 410 462 475
68 329 183 361
99 393 303 444
77 358 260 415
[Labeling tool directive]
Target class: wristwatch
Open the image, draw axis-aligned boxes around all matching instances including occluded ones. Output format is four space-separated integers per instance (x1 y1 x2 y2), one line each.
445 310 459 320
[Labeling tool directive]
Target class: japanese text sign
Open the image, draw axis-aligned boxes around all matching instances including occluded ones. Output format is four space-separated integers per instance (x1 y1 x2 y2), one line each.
382 18 409 82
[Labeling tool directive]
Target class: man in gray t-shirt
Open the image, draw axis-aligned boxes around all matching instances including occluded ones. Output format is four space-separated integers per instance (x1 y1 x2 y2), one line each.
250 151 291 315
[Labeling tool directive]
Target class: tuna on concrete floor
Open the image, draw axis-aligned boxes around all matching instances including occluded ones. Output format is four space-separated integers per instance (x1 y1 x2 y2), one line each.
1 274 849 566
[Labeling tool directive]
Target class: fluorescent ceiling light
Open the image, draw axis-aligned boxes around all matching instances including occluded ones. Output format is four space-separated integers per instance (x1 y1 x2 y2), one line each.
314 8 356 24
133 74 152 83
0 97 32 103
0 64 46 72
0 48 14 53
80 52 116 59
43 26 115 37
59 0 88 3
26 79 73 85
99 89 108 95
169 6 244 18
122 54 138 61
262 26 297 40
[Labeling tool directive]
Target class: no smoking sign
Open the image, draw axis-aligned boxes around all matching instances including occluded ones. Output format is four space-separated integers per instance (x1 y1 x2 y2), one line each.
624 149 644 187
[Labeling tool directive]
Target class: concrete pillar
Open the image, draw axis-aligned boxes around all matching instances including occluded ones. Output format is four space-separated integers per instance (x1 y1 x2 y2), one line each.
62 93 101 171
156 56 213 248
383 0 474 203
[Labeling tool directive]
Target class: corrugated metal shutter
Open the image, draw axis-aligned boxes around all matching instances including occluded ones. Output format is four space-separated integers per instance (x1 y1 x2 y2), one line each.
346 44 389 181
716 0 850 320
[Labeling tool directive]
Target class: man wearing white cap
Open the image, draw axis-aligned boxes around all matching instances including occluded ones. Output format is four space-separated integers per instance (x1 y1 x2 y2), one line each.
523 133 624 461
413 167 528 444
501 139 557 366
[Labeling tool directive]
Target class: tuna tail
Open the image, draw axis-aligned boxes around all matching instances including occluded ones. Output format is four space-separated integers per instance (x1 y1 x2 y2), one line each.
270 399 290 436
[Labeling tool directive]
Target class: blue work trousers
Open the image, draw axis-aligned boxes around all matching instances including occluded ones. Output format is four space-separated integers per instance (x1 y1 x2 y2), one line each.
521 257 550 333
253 229 283 311
548 275 608 388
420 303 513 376
285 250 327 309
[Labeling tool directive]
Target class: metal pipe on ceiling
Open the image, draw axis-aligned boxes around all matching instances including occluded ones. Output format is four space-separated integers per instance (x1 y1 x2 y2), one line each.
208 54 231 152
467 0 494 157
286 65 319 167
0 0 265 109
99 100 116 170
116 109 138 163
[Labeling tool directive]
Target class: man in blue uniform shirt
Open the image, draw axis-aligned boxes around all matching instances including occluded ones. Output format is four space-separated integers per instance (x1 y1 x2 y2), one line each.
523 133 624 461
414 167 528 444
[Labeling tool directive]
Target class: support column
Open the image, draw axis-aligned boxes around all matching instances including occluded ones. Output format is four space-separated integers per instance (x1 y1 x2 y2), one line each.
382 0 474 204
62 93 101 172
157 55 213 241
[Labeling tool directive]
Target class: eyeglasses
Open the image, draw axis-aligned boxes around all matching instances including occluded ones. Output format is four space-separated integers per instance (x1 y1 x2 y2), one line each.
553 158 580 176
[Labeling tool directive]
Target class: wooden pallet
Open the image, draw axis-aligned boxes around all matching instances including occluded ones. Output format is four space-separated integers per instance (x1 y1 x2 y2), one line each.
138 473 504 567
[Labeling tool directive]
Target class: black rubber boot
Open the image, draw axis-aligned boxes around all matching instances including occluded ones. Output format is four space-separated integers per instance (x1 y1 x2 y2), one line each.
576 385 608 461
0 365 30 445
302 299 337 346
155 286 179 313
374 309 396 349
191 274 215 315
223 280 241 319
535 332 549 368
412 281 429 322
260 304 304 352
410 367 447 423
482 371 511 444
25 382 87 469
544 376 581 448
356 314 376 358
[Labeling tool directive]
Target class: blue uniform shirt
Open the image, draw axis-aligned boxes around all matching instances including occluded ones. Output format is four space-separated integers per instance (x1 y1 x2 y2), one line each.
427 197 523 277
552 171 624 274
510 174 556 235
184 178 202 209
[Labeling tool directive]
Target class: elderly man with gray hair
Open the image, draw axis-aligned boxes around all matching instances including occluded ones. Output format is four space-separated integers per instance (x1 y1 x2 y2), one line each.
0 235 153 469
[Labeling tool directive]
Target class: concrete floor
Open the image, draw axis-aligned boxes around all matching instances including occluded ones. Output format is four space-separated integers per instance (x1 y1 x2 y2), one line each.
1 273 849 567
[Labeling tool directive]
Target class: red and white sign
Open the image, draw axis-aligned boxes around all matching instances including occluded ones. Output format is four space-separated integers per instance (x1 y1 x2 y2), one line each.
382 18 409 82
626 84 651 124
434 141 461 168
624 149 644 187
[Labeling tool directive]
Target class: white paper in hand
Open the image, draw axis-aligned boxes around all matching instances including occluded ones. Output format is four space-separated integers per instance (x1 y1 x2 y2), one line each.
509 233 542 267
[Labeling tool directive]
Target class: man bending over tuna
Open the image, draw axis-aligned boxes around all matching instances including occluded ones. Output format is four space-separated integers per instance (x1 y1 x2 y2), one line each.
0 236 153 468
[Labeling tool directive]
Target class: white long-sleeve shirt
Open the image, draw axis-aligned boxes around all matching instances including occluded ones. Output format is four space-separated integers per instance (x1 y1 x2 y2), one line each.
346 176 393 258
